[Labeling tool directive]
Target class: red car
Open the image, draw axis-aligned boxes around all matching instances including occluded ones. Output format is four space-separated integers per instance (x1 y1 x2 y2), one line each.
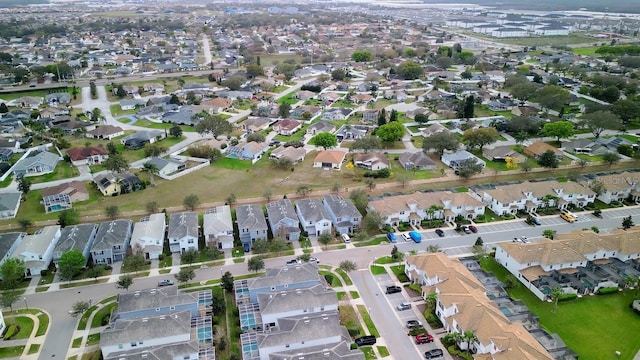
468 225 478 233
415 334 434 344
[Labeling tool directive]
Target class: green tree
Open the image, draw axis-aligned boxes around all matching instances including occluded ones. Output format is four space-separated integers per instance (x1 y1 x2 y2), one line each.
318 233 333 249
175 267 196 284
106 142 118 155
377 109 386 126
87 265 105 281
542 121 574 142
538 150 560 168
423 131 460 155
611 99 640 124
194 113 233 137
535 85 570 111
331 69 346 81
221 271 234 292
248 256 265 273
143 142 167 157
351 51 373 62
116 84 126 98
183 194 200 211
142 162 159 187
350 188 369 213
105 205 119 220
550 286 564 313
376 121 405 142
351 136 382 153
436 56 453 69
17 218 32 232
0 103 8 113
226 193 236 205
397 61 424 80
116 274 134 291
297 253 311 263
0 290 20 311
310 132 338 149
0 258 25 289
510 82 537 102
458 95 475 119
146 201 159 214
456 158 484 180
221 75 245 91
390 245 404 262
462 127 499 151
70 300 90 317
17 176 31 198
169 124 183 138
296 185 311 197
180 248 199 266
581 110 621 138
103 153 128 173
622 215 634 230
338 260 358 272
57 209 79 228
122 254 146 273
251 239 269 254
278 103 291 118
57 250 86 281
246 133 265 143
389 109 398 122
245 63 264 78
542 229 557 239
602 152 621 165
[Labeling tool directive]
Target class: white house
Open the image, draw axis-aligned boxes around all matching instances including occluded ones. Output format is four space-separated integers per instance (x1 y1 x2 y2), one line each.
203 206 235 250
295 198 333 237
130 213 166 260
441 150 486 171
146 157 186 177
13 225 61 276
168 212 199 254
590 172 639 204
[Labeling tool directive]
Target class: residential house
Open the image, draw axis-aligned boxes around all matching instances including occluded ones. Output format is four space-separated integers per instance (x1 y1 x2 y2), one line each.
473 180 596 215
91 220 133 265
295 198 333 237
67 147 109 166
322 108 352 121
335 125 368 141
52 223 97 268
236 204 269 247
168 212 199 254
119 98 145 111
0 232 25 267
201 97 233 111
368 191 486 226
294 90 315 100
404 253 554 360
353 152 389 171
266 199 300 241
524 141 564 160
13 225 60 276
511 106 538 117
313 150 347 170
269 146 306 164
146 157 186 177
0 193 22 219
203 205 235 250
131 213 166 260
483 146 527 163
41 181 89 213
13 151 60 177
290 106 321 120
306 121 335 136
441 150 486 170
242 117 272 133
495 228 640 300
398 152 437 171
351 94 374 104
362 109 379 122
111 286 204 321
94 172 121 196
161 109 197 126
227 142 270 162
86 125 125 140
421 123 449 137
319 92 341 103
121 130 165 148
234 263 322 304
273 119 303 136
100 310 200 360
590 172 639 204
322 195 361 235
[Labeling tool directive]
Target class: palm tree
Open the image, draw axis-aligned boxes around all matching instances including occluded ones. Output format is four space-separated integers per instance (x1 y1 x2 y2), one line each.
542 194 559 208
142 162 159 186
550 286 564 313
461 330 477 353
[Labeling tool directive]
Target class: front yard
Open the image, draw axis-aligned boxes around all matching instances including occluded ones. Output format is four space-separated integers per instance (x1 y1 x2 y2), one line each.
480 256 640 360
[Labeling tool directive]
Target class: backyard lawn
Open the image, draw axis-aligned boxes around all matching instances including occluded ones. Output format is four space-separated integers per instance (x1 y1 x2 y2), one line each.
132 118 196 132
28 163 80 184
480 256 640 360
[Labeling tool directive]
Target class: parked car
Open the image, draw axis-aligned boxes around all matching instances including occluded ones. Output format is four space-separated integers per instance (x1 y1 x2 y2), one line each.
158 279 174 287
286 259 300 265
409 231 422 243
387 232 397 243
424 349 444 359
341 234 351 243
513 236 530 243
385 285 402 294
530 216 542 225
396 302 411 311
308 257 320 264
462 225 472 234
355 335 376 346
402 233 411 242
560 213 575 223
435 229 445 237
406 320 423 329
468 225 478 233
415 334 434 344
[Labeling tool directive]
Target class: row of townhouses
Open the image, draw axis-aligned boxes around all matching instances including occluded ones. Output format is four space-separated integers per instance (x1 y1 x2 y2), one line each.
405 253 554 360
99 286 214 360
495 228 640 300
235 263 364 360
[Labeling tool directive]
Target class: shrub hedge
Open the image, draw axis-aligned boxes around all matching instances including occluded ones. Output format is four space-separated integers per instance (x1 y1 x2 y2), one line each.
598 287 619 295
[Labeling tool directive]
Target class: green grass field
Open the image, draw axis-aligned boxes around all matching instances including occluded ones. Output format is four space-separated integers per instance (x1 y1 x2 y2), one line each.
133 118 196 132
572 47 601 56
480 256 640 360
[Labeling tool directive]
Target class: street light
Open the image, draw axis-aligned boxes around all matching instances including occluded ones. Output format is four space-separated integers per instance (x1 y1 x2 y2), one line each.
220 268 223 278
23 297 28 311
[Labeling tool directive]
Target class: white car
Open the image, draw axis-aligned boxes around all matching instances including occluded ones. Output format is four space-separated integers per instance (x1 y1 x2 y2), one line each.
308 257 320 264
401 233 411 242
341 234 350 243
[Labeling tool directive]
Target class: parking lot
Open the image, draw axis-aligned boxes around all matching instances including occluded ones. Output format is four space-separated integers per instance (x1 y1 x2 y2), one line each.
371 272 449 359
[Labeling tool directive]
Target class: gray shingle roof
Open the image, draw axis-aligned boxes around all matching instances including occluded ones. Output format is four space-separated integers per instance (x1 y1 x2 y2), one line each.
257 312 349 348
295 198 331 223
168 212 198 239
0 192 21 212
54 223 97 254
92 220 133 251
101 309 192 348
257 284 337 316
266 199 297 226
236 204 268 232
322 195 361 220
113 286 198 316
247 263 321 290
0 232 23 260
